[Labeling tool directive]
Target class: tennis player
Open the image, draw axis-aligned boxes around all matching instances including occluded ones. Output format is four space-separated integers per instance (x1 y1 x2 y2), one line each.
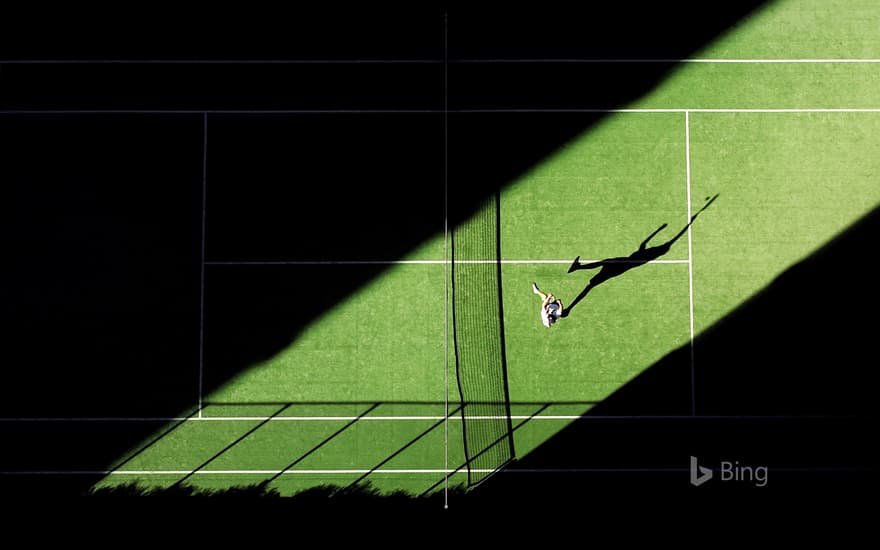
532 282 564 328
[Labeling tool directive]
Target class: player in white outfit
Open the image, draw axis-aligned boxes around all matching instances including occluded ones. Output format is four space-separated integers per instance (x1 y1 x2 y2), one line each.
532 282 564 328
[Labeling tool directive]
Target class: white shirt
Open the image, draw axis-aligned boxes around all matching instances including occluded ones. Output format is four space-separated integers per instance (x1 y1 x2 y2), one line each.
541 302 561 328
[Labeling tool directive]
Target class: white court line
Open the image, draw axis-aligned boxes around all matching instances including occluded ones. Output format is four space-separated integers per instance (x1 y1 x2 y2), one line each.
99 468 682 474
669 108 880 113
0 415 584 422
452 108 880 114
205 259 690 266
186 415 585 421
451 58 880 64
0 414 848 422
443 12 451 510
680 58 880 63
685 111 696 417
1 469 476 476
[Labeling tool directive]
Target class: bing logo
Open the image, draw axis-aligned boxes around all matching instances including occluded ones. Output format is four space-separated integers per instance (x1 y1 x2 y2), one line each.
690 456 768 487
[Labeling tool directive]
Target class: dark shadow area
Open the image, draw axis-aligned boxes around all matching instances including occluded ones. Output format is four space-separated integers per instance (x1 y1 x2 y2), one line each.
0 10 444 110
0 114 205 496
89 481 282 498
0 9 445 61
87 480 467 514
0 63 443 111
0 115 203 419
566 194 718 313
464 204 880 508
0 6 770 498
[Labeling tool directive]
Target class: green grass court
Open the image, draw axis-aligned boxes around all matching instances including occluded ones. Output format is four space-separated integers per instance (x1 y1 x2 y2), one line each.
3 1 879 503
95 109 879 497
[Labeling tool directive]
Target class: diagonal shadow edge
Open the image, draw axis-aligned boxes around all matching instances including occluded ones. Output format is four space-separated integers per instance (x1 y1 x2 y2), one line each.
0 5 774 497
204 1 770 408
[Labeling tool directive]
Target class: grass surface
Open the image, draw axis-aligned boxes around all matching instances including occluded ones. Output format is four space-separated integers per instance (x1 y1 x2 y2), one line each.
3 1 879 502
96 102 880 495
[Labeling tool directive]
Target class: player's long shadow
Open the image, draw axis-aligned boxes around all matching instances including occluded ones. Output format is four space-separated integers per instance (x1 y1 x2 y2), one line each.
565 194 718 315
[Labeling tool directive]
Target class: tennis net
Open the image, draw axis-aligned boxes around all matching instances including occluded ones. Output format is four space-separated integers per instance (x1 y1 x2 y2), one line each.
450 192 515 486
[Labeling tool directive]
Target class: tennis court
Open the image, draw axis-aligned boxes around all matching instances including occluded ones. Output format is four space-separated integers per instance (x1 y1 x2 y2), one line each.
2 1 878 505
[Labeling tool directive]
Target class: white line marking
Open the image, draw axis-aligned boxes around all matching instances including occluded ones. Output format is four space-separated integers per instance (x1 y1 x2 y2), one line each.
0 414 849 422
675 108 880 113
192 415 588 421
0 468 671 475
443 12 451 511
205 259 690 266
451 58 880 64
679 58 880 63
452 108 880 114
685 111 696 416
